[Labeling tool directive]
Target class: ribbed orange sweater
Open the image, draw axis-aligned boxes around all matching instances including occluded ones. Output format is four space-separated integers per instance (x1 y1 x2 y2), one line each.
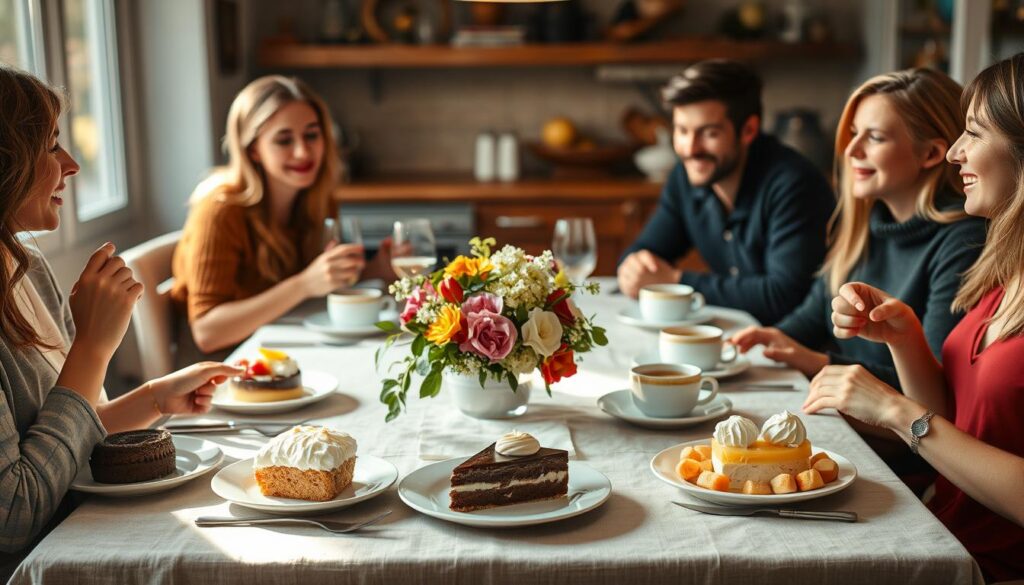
171 195 300 323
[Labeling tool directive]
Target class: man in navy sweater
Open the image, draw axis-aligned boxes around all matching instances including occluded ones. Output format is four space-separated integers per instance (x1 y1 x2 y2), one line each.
617 60 835 325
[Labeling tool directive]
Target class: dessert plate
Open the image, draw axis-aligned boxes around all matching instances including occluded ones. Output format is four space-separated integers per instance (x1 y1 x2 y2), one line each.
631 352 751 379
398 459 611 528
616 306 714 330
598 390 732 430
71 435 223 496
211 455 397 514
211 370 338 415
650 439 857 506
303 308 400 338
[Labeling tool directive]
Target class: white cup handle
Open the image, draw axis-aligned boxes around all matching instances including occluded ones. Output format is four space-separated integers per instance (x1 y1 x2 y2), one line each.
690 292 706 312
720 342 737 364
695 376 718 406
381 297 397 313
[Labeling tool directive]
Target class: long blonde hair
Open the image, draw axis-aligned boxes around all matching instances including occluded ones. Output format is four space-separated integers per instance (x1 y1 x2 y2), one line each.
822 69 967 294
0 65 62 349
952 54 1024 339
192 75 340 283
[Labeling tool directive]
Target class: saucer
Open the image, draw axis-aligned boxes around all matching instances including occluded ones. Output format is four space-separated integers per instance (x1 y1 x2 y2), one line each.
71 435 223 496
303 308 399 338
211 370 338 415
597 390 733 430
616 306 714 330
631 352 751 379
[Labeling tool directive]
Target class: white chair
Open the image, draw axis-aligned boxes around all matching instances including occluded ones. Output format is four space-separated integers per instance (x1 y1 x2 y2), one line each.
121 231 182 381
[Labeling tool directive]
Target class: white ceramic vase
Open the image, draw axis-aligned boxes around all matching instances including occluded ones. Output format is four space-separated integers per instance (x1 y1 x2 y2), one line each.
447 371 531 419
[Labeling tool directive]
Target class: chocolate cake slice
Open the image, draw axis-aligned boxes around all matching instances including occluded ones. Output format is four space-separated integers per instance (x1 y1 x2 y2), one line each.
449 443 568 512
90 430 177 484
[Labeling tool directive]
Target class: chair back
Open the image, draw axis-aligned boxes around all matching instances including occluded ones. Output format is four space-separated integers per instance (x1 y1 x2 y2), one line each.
121 231 182 381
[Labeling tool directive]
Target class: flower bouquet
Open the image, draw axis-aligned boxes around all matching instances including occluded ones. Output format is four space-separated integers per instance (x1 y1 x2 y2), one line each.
376 237 608 421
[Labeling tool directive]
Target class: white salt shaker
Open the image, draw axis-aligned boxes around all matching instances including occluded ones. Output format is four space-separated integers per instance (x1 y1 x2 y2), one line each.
496 131 519 182
474 131 496 182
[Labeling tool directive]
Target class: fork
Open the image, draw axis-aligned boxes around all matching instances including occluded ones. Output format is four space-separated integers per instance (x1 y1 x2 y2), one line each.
194 510 391 534
165 419 312 437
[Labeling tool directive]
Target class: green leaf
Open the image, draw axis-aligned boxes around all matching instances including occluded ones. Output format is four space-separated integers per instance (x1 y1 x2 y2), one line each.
592 326 608 346
429 344 445 362
420 369 443 398
478 368 488 388
376 320 397 332
411 334 426 357
375 334 398 370
506 372 519 392
545 380 553 397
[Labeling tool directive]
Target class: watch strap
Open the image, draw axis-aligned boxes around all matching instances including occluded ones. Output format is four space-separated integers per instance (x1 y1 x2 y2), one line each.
910 410 935 455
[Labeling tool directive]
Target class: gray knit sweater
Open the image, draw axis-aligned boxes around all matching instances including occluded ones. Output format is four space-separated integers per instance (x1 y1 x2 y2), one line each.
0 247 105 573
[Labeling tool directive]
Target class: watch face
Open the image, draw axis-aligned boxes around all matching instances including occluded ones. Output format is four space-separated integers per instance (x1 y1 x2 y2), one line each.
911 418 930 437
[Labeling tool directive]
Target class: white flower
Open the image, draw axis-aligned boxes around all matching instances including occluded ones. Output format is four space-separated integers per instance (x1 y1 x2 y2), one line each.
521 308 563 357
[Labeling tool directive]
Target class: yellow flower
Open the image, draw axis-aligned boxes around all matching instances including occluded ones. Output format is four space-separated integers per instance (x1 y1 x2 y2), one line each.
554 268 570 289
425 305 463 346
444 255 494 279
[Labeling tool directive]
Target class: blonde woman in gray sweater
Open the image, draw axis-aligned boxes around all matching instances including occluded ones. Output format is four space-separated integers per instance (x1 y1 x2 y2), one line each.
0 66 242 573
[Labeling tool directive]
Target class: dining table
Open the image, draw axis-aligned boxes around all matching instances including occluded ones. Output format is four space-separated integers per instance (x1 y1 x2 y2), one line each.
10 278 983 584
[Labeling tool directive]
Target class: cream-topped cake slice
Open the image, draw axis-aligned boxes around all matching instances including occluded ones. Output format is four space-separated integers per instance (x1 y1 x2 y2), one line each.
253 425 357 501
710 412 811 491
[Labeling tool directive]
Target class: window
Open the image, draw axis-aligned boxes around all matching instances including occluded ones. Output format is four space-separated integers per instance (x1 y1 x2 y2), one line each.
0 0 39 71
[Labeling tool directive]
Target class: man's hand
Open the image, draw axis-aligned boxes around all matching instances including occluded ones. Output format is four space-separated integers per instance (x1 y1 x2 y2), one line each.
617 250 681 298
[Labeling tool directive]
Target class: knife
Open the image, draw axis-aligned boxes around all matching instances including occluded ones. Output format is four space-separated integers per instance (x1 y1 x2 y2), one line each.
673 501 858 523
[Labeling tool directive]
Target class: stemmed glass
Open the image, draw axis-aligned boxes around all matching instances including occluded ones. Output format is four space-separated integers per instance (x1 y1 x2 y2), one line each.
552 217 597 284
391 219 438 279
323 216 363 248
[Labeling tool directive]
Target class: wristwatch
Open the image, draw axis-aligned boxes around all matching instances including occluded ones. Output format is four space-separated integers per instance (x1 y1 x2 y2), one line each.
910 410 935 455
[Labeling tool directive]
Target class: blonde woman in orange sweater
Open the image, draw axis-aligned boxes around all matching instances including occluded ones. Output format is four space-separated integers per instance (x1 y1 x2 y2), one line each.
172 76 393 354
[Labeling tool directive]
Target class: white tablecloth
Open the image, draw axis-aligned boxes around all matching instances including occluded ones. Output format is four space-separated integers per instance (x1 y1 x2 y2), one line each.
11 279 982 584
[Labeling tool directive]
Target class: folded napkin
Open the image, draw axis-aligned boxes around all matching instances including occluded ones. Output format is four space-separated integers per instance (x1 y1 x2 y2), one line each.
417 400 575 461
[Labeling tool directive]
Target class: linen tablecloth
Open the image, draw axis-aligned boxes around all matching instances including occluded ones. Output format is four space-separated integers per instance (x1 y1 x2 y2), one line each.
10 279 983 584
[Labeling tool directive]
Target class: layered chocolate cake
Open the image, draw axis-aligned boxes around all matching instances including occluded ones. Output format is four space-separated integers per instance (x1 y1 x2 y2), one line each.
230 348 304 403
449 431 568 512
90 429 177 484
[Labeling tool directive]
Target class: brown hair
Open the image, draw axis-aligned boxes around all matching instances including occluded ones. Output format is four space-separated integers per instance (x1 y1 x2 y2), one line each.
661 59 763 132
191 75 340 283
952 53 1024 339
821 68 968 294
0 64 62 349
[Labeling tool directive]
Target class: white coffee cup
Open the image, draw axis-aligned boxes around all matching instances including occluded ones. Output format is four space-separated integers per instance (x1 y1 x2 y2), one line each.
638 284 705 322
659 325 737 371
327 289 385 327
630 363 719 418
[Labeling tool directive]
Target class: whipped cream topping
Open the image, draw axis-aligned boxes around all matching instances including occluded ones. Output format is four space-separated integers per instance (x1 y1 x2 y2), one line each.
495 430 540 456
713 415 759 448
760 410 807 447
254 425 356 471
268 356 299 377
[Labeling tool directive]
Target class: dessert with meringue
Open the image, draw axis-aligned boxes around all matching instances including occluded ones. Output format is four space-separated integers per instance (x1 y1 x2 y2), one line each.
676 411 839 494
253 425 357 501
449 431 568 512
230 348 304 403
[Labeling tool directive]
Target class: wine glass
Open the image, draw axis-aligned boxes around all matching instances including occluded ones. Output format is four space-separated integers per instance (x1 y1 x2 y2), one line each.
323 216 363 248
552 217 597 284
322 217 340 249
391 219 438 279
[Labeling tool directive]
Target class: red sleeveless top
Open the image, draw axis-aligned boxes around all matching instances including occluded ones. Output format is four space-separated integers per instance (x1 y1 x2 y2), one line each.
933 287 1024 581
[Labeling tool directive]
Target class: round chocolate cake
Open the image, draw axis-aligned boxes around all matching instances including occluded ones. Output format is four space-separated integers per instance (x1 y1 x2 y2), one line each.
89 429 177 484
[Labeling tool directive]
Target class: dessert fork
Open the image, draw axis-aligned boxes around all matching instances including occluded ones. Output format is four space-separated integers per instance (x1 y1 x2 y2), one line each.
194 510 391 534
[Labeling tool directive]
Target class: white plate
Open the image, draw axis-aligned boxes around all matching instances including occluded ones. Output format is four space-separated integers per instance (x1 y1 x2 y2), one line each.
616 306 714 330
631 352 751 379
598 390 733 429
399 459 611 528
303 309 399 338
650 439 857 506
211 454 398 514
211 370 338 415
71 435 223 496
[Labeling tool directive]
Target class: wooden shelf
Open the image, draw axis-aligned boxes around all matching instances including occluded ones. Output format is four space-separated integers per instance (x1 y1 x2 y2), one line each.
334 175 662 203
260 38 860 69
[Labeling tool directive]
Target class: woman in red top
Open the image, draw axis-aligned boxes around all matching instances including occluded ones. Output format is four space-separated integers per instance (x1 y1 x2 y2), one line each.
803 54 1024 582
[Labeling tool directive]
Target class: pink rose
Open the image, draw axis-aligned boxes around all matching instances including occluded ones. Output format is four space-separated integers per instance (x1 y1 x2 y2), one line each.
461 292 503 316
459 310 517 363
400 282 436 324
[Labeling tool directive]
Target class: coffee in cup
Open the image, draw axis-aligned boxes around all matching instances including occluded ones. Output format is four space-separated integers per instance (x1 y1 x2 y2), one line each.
659 325 736 371
629 363 719 418
327 289 384 327
638 284 705 322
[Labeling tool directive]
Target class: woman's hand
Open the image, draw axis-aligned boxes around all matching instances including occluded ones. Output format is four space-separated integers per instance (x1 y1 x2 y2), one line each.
362 237 398 282
803 364 905 428
146 362 244 415
69 243 143 360
831 282 923 346
729 326 829 378
300 242 365 297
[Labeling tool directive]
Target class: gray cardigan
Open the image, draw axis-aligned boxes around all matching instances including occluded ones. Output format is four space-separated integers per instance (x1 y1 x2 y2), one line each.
0 247 105 570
